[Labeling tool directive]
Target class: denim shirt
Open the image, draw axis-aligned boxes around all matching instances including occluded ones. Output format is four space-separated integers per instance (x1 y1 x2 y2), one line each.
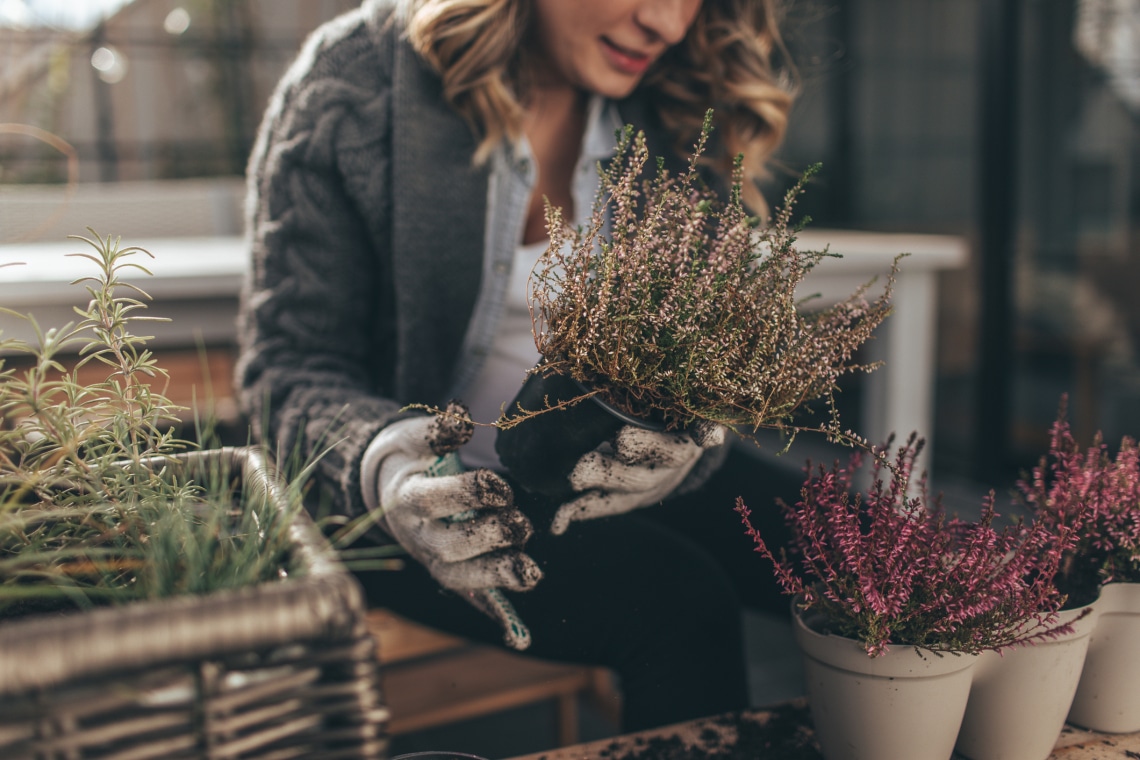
445 95 624 403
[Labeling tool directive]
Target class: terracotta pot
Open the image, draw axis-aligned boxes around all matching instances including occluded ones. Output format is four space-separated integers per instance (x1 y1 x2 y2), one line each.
954 602 1100 760
494 367 664 497
1067 582 1140 732
793 606 978 760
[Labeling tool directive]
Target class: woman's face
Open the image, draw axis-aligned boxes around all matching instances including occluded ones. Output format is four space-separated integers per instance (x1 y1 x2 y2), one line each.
529 0 703 98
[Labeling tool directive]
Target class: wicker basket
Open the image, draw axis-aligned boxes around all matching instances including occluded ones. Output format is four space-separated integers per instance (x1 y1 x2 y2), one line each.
0 447 389 760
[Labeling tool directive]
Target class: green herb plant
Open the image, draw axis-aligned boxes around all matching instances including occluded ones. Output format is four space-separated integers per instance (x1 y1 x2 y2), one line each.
0 231 324 619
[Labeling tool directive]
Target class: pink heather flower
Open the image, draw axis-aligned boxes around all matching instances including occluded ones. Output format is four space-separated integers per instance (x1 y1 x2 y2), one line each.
739 434 1077 657
1020 397 1140 596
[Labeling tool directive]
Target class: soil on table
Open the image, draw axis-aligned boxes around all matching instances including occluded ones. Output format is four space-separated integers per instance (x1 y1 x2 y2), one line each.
556 703 823 760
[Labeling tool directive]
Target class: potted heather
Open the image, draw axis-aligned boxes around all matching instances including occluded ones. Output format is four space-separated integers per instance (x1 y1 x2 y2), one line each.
494 112 899 497
953 405 1104 760
737 434 1077 760
954 597 1099 760
0 233 387 758
1019 406 1140 733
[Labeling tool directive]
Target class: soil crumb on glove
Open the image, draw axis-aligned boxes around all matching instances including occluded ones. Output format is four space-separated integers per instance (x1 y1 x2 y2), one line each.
512 551 544 587
428 400 475 455
474 469 514 508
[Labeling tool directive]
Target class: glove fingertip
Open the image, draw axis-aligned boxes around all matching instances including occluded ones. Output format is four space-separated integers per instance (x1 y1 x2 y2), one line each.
473 468 514 509
514 555 543 589
428 400 475 456
504 624 531 650
692 420 726 448
550 511 571 536
464 589 532 651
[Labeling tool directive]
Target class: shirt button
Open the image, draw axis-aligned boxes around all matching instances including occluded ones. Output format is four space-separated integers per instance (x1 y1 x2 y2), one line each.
493 261 509 275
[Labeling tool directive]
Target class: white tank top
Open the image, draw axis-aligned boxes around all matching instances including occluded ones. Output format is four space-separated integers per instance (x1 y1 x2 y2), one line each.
459 238 549 471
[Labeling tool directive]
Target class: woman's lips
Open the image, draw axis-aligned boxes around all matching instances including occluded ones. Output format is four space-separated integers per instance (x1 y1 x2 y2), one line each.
600 37 652 75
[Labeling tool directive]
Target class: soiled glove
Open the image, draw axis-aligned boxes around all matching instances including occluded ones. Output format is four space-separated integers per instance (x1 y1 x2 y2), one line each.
361 403 541 649
550 421 726 535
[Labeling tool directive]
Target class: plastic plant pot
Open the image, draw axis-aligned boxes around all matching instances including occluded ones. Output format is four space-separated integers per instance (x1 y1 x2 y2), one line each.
495 367 665 498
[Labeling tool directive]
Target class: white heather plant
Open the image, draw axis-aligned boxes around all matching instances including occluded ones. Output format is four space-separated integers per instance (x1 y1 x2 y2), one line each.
512 110 901 449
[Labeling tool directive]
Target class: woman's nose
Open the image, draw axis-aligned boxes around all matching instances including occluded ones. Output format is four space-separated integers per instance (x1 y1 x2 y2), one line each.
634 0 700 46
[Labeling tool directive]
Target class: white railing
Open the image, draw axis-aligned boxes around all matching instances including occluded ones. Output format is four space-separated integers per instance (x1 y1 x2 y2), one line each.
797 229 968 475
0 190 968 476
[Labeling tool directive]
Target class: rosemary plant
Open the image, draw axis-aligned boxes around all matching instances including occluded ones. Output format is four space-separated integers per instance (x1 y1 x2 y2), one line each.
0 231 309 619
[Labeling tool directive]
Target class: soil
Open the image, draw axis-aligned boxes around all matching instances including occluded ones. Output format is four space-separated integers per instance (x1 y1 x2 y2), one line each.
428 400 476 455
539 704 823 760
473 469 513 508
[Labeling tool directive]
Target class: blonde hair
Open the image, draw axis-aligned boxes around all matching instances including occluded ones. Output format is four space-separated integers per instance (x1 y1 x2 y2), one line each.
403 0 796 213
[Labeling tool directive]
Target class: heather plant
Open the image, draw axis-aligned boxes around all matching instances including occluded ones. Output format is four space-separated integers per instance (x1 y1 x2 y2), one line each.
511 110 899 448
737 434 1080 656
1020 404 1140 601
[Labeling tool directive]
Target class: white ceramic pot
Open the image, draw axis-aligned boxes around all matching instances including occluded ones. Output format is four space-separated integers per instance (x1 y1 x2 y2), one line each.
793 608 978 760
954 602 1100 760
1067 582 1140 732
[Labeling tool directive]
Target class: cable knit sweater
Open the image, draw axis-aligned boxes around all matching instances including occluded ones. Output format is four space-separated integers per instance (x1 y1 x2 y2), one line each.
237 0 726 521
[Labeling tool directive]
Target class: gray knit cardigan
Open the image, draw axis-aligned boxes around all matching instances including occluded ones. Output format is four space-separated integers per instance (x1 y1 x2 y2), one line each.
237 0 726 520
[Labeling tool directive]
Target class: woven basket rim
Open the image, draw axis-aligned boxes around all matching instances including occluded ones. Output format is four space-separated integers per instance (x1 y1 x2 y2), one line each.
0 446 366 696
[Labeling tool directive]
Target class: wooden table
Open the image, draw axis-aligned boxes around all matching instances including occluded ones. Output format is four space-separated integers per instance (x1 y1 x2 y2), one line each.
504 701 1140 759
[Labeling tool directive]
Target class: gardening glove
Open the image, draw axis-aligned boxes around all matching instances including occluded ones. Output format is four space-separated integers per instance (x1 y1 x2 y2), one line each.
550 421 726 535
360 402 541 650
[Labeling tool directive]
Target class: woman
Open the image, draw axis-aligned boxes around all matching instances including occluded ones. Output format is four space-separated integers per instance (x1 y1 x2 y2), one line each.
239 0 799 732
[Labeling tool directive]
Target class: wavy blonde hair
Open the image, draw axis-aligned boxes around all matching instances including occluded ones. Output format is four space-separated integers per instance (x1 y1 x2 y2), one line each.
402 0 796 213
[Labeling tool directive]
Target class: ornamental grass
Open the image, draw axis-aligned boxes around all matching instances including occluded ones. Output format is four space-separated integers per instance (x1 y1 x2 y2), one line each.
518 110 899 448
738 434 1082 656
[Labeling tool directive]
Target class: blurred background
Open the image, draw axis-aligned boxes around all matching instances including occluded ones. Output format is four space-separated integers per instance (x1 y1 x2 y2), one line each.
4 0 1137 498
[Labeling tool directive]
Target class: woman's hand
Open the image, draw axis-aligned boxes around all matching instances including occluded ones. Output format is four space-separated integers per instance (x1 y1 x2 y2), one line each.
551 421 726 535
361 405 542 648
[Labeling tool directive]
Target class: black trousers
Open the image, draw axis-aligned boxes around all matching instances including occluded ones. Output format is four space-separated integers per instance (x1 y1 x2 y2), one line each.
353 444 803 732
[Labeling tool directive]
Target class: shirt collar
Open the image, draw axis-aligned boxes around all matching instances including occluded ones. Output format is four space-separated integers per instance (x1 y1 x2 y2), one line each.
582 94 624 167
503 94 623 170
